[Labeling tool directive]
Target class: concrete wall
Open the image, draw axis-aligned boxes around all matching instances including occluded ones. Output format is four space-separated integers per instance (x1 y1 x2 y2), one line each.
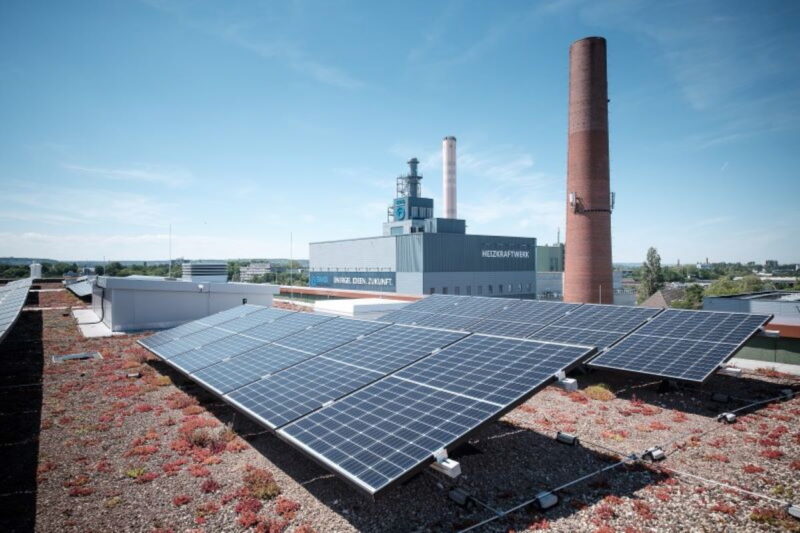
704 296 800 319
310 236 396 271
94 277 279 332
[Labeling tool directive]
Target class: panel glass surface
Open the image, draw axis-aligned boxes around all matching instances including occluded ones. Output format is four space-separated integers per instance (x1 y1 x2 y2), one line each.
191 344 311 394
486 300 580 327
227 358 384 428
279 376 499 494
589 309 771 382
631 309 771 344
168 334 268 374
547 304 661 332
241 312 334 342
393 334 593 405
196 304 263 326
466 318 548 339
274 318 390 355
215 308 295 333
526 325 627 349
324 325 466 374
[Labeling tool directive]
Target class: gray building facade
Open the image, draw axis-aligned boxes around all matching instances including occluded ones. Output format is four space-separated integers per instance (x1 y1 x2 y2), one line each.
310 233 537 296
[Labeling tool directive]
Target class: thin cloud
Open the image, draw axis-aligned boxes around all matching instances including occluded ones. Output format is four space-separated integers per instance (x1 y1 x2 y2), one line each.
143 0 364 90
63 164 192 187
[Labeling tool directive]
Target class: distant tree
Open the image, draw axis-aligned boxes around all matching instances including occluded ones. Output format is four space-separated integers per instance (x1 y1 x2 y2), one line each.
637 247 664 304
94 265 105 276
669 284 705 309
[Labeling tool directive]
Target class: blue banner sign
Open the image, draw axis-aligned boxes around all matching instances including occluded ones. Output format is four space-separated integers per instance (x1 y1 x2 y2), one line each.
310 271 396 291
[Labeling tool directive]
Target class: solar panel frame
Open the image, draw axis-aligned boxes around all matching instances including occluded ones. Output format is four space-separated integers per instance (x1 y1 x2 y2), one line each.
379 310 482 331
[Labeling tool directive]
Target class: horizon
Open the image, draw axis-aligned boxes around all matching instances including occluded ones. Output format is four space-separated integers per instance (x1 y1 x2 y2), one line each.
1 1 798 263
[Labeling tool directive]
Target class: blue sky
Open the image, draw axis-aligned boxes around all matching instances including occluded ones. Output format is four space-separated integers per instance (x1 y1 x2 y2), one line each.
1 0 798 263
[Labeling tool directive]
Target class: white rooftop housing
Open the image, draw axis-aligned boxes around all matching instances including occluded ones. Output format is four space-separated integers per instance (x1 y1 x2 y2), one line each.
90 276 279 332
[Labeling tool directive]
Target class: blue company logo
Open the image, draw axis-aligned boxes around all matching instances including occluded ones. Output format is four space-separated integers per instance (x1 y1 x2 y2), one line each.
394 198 406 220
309 274 329 286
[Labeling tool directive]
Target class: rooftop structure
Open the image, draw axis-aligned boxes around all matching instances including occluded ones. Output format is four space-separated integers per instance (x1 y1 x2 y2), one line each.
182 261 228 283
564 36 614 304
89 275 279 332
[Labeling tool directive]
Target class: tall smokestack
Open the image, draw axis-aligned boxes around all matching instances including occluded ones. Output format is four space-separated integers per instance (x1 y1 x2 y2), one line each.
442 136 457 219
564 37 613 304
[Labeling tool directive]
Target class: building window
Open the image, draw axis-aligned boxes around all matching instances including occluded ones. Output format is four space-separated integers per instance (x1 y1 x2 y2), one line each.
517 283 522 293
488 285 493 294
498 284 503 294
477 285 483 295
454 286 460 295
429 287 435 294
442 287 448 294
466 286 472 295
527 283 532 292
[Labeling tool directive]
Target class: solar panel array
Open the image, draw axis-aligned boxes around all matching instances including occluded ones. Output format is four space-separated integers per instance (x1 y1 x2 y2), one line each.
0 278 33 344
279 335 593 493
588 309 771 382
140 303 594 495
139 293 771 496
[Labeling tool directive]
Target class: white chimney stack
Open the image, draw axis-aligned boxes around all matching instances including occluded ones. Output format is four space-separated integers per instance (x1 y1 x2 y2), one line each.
442 136 457 219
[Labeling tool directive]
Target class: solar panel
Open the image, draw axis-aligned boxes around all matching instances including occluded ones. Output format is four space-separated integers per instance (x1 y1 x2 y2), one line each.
66 280 93 298
435 296 520 318
167 334 267 374
322 325 466 374
197 304 263 326
228 358 384 428
395 294 466 313
191 344 312 394
279 376 499 494
216 308 295 333
393 334 594 405
527 304 661 349
274 318 390 355
589 309 772 382
225 325 466 428
466 318 549 339
151 327 235 359
279 336 594 495
486 300 580 326
0 278 33 345
380 310 481 331
630 308 770 344
139 321 210 349
241 312 334 342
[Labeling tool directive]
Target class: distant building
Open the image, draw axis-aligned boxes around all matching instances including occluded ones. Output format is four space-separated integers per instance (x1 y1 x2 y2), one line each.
765 259 779 270
536 244 564 272
639 287 687 308
240 262 272 282
309 158 537 297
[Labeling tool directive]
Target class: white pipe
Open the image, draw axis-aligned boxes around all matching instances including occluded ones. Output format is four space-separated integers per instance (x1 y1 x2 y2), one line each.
442 136 457 219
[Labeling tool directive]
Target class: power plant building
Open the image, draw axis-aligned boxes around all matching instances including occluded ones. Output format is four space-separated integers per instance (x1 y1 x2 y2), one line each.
310 152 537 297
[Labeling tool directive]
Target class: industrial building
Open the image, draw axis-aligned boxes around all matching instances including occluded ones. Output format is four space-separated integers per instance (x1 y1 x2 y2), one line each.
239 262 272 282
310 140 538 297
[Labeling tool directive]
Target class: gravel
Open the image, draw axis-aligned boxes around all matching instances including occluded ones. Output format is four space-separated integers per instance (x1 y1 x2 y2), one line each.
9 283 799 532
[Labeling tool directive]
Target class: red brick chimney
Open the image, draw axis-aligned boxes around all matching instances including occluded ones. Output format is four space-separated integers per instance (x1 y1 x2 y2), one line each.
564 37 613 304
